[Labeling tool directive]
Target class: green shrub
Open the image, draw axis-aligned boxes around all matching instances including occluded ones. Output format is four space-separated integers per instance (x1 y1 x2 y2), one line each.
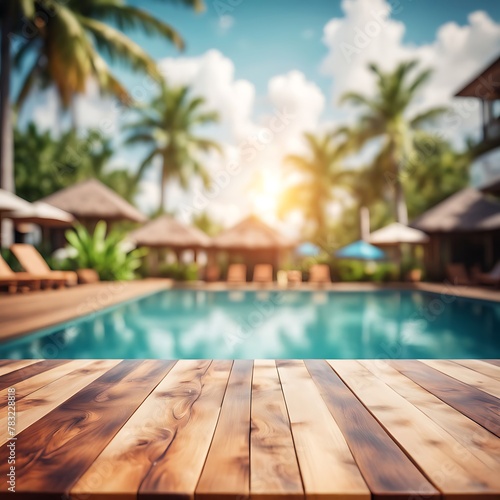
158 262 199 281
65 222 145 281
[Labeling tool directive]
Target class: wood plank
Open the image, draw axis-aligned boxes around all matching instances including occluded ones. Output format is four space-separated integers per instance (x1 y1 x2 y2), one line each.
277 360 369 500
0 360 175 499
71 359 214 500
330 360 500 498
0 359 120 445
138 360 232 500
250 360 303 500
485 360 500 368
391 360 500 438
0 360 75 406
305 360 439 500
196 359 253 500
361 360 500 471
453 359 500 381
422 359 500 399
0 359 40 377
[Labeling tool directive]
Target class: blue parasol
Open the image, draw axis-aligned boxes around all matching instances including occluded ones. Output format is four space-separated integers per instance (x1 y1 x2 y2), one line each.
335 240 386 261
296 242 321 257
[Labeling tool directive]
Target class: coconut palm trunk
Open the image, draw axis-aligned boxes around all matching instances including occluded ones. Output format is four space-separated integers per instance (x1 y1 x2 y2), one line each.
0 5 14 192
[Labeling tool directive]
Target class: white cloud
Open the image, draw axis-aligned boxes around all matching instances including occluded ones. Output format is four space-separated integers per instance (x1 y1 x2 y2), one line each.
158 50 257 142
321 0 500 145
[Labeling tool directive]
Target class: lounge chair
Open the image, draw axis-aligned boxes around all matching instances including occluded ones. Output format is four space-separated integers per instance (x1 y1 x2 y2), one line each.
253 264 273 284
204 265 220 282
309 264 331 284
476 261 500 287
287 270 302 286
0 254 64 293
446 263 471 286
10 244 77 287
227 264 247 284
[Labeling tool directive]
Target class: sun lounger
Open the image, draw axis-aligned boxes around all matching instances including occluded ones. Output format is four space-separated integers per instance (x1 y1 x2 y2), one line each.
10 244 77 286
0 254 64 293
287 270 302 286
253 264 273 284
446 263 471 286
476 261 500 286
205 265 220 282
309 264 331 284
227 264 247 283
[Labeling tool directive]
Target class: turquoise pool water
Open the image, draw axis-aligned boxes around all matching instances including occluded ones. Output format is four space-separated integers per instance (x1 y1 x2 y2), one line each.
1 289 499 359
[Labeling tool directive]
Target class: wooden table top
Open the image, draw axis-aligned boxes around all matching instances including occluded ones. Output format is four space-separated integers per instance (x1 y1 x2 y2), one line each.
0 358 499 499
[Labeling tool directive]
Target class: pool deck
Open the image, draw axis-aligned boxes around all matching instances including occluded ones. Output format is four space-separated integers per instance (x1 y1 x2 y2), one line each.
0 358 499 499
1 279 499 343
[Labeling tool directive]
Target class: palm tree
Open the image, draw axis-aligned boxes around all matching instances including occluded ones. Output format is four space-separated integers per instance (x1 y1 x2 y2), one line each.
0 0 204 191
278 132 351 242
125 85 222 213
340 60 446 224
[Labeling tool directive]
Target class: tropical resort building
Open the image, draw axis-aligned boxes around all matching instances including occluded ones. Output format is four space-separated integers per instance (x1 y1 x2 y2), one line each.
410 55 500 279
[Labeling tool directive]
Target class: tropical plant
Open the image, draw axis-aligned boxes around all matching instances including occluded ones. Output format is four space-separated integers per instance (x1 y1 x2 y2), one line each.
15 122 138 202
65 221 144 280
125 85 222 212
191 211 223 236
0 0 204 190
340 60 447 224
278 132 351 242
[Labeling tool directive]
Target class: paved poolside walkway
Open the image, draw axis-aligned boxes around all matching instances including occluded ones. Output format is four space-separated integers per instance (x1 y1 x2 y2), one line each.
0 279 171 341
0 358 499 499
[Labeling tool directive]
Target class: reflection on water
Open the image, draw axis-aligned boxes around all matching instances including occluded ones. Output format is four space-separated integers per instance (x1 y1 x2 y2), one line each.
1 290 500 359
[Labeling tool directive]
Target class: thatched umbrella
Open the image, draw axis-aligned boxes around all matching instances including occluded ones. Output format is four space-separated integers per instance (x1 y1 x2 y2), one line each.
369 222 429 246
9 202 75 227
0 189 32 247
41 178 145 226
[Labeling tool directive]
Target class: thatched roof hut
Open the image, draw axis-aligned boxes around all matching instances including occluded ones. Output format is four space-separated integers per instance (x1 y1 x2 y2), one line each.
42 179 145 224
411 188 500 279
479 175 500 195
211 215 293 250
412 188 500 233
129 215 211 250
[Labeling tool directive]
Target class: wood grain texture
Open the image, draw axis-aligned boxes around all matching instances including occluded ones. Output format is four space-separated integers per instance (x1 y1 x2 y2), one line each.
305 359 439 500
361 360 500 471
330 360 500 498
453 359 500 381
0 359 120 445
0 359 39 377
250 360 303 500
0 359 498 499
196 359 253 499
0 360 75 407
277 360 369 500
0 359 68 392
391 359 500 438
0 360 175 499
71 359 211 500
139 360 232 500
422 359 500 399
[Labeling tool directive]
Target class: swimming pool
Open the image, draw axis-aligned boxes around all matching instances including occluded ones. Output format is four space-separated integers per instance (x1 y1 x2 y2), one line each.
1 289 499 359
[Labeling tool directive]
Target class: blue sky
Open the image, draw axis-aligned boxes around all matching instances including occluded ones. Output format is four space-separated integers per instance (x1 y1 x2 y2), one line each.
18 0 500 226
